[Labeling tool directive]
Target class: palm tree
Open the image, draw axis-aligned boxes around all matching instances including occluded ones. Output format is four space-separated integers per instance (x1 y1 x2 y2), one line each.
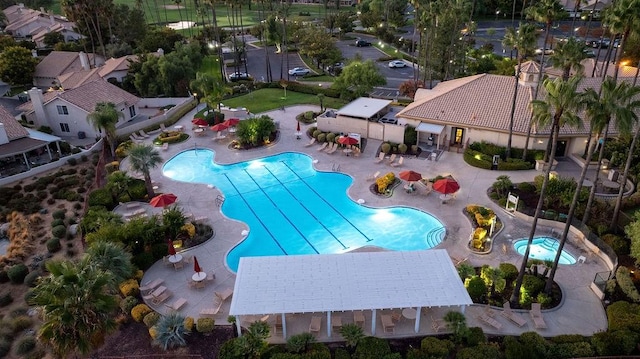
29 260 118 357
502 23 537 159
155 312 188 350
85 240 135 284
87 102 123 159
106 170 136 202
582 79 640 225
190 72 231 110
510 76 585 304
548 37 588 81
601 0 640 80
545 79 640 293
127 144 163 198
525 0 566 59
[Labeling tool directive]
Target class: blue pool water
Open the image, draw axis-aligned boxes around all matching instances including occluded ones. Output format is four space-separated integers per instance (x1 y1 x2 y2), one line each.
513 237 576 265
162 149 446 271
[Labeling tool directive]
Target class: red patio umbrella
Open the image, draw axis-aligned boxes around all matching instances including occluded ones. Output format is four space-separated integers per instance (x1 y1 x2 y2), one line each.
398 170 422 182
433 178 460 194
149 193 178 208
191 118 208 126
338 136 359 146
167 239 176 256
296 121 301 132
224 118 240 127
193 256 202 273
210 123 229 132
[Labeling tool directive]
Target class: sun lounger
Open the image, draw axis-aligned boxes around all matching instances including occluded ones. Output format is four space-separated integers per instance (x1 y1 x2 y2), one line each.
327 143 339 154
381 314 395 333
387 154 397 165
129 134 142 143
305 138 316 147
374 152 385 164
309 316 322 334
530 303 547 329
162 142 168 151
390 156 404 167
501 302 527 327
366 171 380 181
354 311 365 328
353 147 361 157
477 313 502 329
213 132 227 141
324 142 336 153
152 290 172 305
215 288 234 301
165 297 187 311
431 316 446 332
200 301 223 317
274 315 283 335
332 315 343 330
139 278 164 293
316 143 328 151
139 130 150 138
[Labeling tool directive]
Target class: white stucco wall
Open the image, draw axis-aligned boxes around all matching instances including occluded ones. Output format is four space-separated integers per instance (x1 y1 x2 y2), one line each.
42 99 138 138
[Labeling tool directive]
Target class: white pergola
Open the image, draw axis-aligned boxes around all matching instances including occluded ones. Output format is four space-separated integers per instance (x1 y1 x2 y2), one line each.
229 249 472 338
415 122 446 150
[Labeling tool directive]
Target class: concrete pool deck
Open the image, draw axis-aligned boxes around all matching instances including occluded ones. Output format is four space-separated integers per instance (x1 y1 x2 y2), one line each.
130 104 609 340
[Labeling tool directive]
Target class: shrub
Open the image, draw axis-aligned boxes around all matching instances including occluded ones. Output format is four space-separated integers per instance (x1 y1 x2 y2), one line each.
23 271 40 287
456 343 502 359
120 296 138 314
119 279 140 298
465 326 486 346
131 304 152 322
46 238 61 253
52 209 66 220
381 143 391 154
603 234 629 255
0 270 8 284
326 132 336 143
335 348 351 359
105 161 120 174
464 276 487 302
457 263 475 280
500 262 519 282
51 218 65 227
0 293 12 307
184 316 194 331
143 311 161 328
12 315 32 333
51 225 66 239
420 337 454 357
0 338 10 358
616 267 640 302
7 264 28 284
354 336 391 358
16 336 36 355
548 341 594 359
312 129 322 138
317 133 326 143
87 188 115 209
196 317 215 333
591 330 638 356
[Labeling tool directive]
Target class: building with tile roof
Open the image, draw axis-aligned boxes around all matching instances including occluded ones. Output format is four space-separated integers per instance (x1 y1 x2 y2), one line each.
18 79 141 140
396 61 631 158
33 51 105 88
99 55 139 84
2 4 83 47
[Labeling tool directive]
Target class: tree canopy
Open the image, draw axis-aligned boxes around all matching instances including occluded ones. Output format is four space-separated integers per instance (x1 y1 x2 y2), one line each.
0 46 39 85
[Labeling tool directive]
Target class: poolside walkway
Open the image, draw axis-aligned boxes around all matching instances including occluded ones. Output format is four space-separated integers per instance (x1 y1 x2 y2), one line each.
129 104 609 340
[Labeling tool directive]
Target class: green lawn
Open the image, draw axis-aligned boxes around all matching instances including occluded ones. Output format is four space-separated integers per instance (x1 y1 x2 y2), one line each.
299 75 335 82
216 89 347 114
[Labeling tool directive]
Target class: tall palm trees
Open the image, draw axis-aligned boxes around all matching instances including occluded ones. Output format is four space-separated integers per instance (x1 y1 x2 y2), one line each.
601 0 640 80
127 144 163 198
503 23 537 159
190 72 231 110
548 37 588 81
510 76 586 303
87 102 123 159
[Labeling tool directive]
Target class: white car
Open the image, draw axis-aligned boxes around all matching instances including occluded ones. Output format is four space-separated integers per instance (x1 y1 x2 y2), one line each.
535 48 554 55
388 60 407 68
288 67 310 76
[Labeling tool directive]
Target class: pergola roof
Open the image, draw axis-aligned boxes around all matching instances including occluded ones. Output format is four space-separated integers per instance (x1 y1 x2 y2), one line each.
229 249 472 316
337 98 392 119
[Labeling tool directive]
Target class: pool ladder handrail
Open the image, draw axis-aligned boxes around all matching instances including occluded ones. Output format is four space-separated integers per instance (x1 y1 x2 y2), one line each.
332 163 340 171
215 194 225 207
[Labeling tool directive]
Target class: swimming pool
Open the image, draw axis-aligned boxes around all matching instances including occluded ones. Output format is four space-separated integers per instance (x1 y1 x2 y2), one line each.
513 237 576 265
162 149 446 271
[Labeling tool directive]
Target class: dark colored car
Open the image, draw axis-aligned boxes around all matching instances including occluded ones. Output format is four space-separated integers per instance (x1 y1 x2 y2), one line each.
355 39 372 47
229 72 252 82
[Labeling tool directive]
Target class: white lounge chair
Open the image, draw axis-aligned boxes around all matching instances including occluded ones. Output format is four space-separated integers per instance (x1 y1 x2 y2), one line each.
390 156 404 167
327 143 339 154
309 316 322 334
304 138 316 147
387 154 397 165
324 142 336 153
366 171 380 181
530 303 547 329
139 130 150 138
380 314 395 333
139 278 164 293
316 142 328 152
165 297 187 311
162 143 168 151
501 302 527 327
160 123 169 133
374 152 385 164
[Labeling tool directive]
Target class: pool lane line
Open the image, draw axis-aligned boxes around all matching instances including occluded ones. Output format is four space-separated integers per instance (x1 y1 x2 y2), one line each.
242 168 322 254
279 161 373 243
222 173 289 256
259 165 348 250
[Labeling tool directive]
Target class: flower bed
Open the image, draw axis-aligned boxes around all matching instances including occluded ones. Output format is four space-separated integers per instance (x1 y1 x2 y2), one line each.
464 204 500 254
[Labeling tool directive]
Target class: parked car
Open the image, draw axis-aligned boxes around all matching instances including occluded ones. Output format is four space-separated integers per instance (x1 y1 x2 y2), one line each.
325 62 344 75
288 67 310 76
583 49 596 58
590 39 610 48
535 47 554 55
229 72 252 82
355 39 372 47
388 60 407 68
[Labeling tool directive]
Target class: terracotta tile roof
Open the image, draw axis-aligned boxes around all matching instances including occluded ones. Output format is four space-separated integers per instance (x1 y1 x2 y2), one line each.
0 106 29 141
397 74 632 138
58 68 102 90
16 91 58 113
545 59 640 79
99 55 137 78
57 79 140 113
520 61 541 74
34 51 103 80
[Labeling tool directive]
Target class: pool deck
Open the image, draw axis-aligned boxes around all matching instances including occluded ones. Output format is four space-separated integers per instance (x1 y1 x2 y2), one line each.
128 104 609 340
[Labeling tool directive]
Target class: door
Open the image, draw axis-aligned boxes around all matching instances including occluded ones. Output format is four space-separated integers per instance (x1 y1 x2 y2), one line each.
451 128 464 146
555 139 567 158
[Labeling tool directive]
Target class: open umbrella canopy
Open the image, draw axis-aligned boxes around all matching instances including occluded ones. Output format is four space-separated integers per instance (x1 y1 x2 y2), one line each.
224 118 240 127
194 256 202 273
167 240 176 256
191 118 208 126
210 123 229 132
433 178 460 194
398 170 422 182
150 193 178 208
338 136 359 146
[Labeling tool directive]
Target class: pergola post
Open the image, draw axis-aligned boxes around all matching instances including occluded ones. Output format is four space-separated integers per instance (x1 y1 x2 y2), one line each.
414 306 422 333
281 313 287 338
55 141 61 158
460 305 466 314
327 312 332 337
371 309 377 335
236 315 242 337
22 153 30 170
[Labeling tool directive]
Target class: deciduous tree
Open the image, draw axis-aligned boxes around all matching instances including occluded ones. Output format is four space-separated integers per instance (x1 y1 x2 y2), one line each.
0 46 38 85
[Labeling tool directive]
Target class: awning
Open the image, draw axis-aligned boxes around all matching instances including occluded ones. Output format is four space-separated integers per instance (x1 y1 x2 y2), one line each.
416 122 445 135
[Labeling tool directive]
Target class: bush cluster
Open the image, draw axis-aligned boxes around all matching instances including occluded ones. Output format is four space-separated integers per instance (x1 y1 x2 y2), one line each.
196 317 215 333
131 304 153 322
119 279 140 297
616 267 640 302
7 264 28 284
143 312 161 328
120 296 139 314
46 238 61 253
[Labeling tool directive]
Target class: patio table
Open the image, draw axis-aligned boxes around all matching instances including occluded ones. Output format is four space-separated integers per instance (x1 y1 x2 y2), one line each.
192 272 207 282
402 308 417 320
343 148 353 156
168 254 183 263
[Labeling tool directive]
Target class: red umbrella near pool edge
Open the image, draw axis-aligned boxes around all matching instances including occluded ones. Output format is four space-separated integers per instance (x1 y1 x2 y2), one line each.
167 240 176 256
210 122 229 132
192 118 208 126
433 178 460 194
193 256 202 273
150 193 178 208
398 170 422 182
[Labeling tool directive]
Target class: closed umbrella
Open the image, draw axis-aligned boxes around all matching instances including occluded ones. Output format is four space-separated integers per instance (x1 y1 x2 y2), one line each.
338 136 359 146
150 193 178 208
433 178 460 194
167 240 176 256
398 170 422 182
193 256 202 273
192 118 208 126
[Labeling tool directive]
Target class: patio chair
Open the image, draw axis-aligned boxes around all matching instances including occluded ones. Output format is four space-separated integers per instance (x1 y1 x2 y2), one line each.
152 290 172 305
477 313 502 330
139 130 150 138
186 278 196 289
274 315 283 335
353 147 361 157
213 132 227 141
309 316 322 334
140 278 164 293
304 138 316 147
366 171 380 181
530 303 547 329
501 302 527 327
195 280 205 289
162 256 173 267
162 143 168 151
173 261 184 270
332 315 343 330
374 152 385 164
327 143 339 154
165 297 187 311
160 123 169 133
431 316 446 333
316 142 328 152
387 154 397 165
391 311 402 322
380 314 395 333
207 271 216 282
390 156 404 167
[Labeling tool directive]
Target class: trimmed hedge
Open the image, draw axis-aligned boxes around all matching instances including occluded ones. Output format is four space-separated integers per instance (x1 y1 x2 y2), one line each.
46 238 61 253
7 264 28 284
196 317 214 333
120 296 138 314
131 304 153 322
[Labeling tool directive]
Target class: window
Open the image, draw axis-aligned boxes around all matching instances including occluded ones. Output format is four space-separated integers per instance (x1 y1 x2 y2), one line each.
59 123 70 132
56 105 68 115
128 105 136 118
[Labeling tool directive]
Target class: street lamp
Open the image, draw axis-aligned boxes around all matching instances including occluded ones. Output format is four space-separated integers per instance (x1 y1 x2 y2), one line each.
495 10 500 22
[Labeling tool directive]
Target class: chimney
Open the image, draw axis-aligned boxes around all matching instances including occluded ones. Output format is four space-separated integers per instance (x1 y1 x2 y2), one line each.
28 87 47 127
78 51 89 70
0 123 9 145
